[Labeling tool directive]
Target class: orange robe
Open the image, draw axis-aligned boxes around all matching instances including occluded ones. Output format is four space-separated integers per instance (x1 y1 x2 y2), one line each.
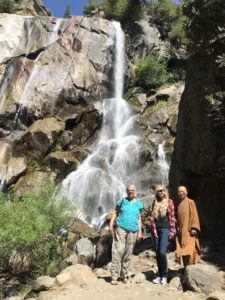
176 197 201 266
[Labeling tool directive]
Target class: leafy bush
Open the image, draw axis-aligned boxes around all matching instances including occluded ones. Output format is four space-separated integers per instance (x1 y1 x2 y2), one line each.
135 56 170 89
0 183 75 276
0 0 15 13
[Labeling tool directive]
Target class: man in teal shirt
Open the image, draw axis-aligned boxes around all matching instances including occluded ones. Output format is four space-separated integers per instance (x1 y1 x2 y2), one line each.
109 184 143 285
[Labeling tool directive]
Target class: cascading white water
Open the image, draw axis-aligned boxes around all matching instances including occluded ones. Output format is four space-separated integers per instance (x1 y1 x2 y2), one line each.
60 21 140 227
157 141 169 185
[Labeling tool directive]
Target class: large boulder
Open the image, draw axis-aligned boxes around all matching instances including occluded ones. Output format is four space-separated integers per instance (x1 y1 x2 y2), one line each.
74 238 95 265
185 263 221 295
14 118 65 156
56 264 97 286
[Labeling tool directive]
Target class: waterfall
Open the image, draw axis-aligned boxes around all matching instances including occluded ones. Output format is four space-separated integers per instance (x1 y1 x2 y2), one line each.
60 22 140 227
157 141 169 186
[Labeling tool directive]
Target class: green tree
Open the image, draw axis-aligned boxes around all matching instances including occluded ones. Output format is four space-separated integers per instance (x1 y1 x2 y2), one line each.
101 0 145 23
135 55 170 89
64 4 71 18
182 0 225 50
0 0 15 13
83 0 98 17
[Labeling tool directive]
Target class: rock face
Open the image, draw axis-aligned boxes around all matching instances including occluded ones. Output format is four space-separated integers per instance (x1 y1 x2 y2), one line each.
169 6 225 240
0 14 114 125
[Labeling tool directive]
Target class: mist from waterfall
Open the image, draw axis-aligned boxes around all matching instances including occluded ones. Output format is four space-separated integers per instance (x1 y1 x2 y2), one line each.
157 141 169 186
60 21 140 227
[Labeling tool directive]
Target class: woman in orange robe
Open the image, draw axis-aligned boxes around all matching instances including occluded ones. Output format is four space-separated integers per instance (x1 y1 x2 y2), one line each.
176 186 201 266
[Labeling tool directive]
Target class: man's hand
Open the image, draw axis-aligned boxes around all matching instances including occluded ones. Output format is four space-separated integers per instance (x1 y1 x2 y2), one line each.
190 229 197 236
108 224 114 234
137 232 142 241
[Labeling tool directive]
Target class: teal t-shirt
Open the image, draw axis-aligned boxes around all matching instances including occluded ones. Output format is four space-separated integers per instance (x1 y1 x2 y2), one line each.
116 198 143 232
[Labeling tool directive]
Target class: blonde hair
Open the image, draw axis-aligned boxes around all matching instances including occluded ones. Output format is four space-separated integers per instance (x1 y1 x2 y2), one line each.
152 185 169 219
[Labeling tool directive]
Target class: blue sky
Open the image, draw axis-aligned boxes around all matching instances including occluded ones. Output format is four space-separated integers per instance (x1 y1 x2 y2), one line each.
42 0 180 18
42 0 99 17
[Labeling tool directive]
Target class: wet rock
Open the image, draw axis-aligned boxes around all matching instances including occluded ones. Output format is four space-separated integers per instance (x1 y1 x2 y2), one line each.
31 276 56 292
72 109 103 146
56 264 97 286
185 263 221 294
45 151 79 179
14 118 65 156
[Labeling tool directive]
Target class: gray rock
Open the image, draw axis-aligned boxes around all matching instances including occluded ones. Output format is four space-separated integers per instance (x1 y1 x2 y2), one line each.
132 272 146 284
74 238 95 265
185 263 221 294
31 275 56 292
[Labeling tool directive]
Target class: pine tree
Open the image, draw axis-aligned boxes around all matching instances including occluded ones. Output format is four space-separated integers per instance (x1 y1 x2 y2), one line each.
64 4 71 18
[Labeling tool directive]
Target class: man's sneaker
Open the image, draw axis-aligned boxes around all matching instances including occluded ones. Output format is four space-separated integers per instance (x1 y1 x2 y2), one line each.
111 279 118 285
161 277 168 285
152 276 161 284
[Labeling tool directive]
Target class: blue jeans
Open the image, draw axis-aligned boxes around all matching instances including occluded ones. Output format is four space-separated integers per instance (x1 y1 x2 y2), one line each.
153 228 169 278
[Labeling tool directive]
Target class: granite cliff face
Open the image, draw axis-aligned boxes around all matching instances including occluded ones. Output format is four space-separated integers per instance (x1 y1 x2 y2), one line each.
169 6 225 240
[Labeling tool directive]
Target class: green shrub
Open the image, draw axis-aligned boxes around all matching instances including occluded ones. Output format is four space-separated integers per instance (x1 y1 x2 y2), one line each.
135 56 170 89
0 183 75 276
0 0 15 13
